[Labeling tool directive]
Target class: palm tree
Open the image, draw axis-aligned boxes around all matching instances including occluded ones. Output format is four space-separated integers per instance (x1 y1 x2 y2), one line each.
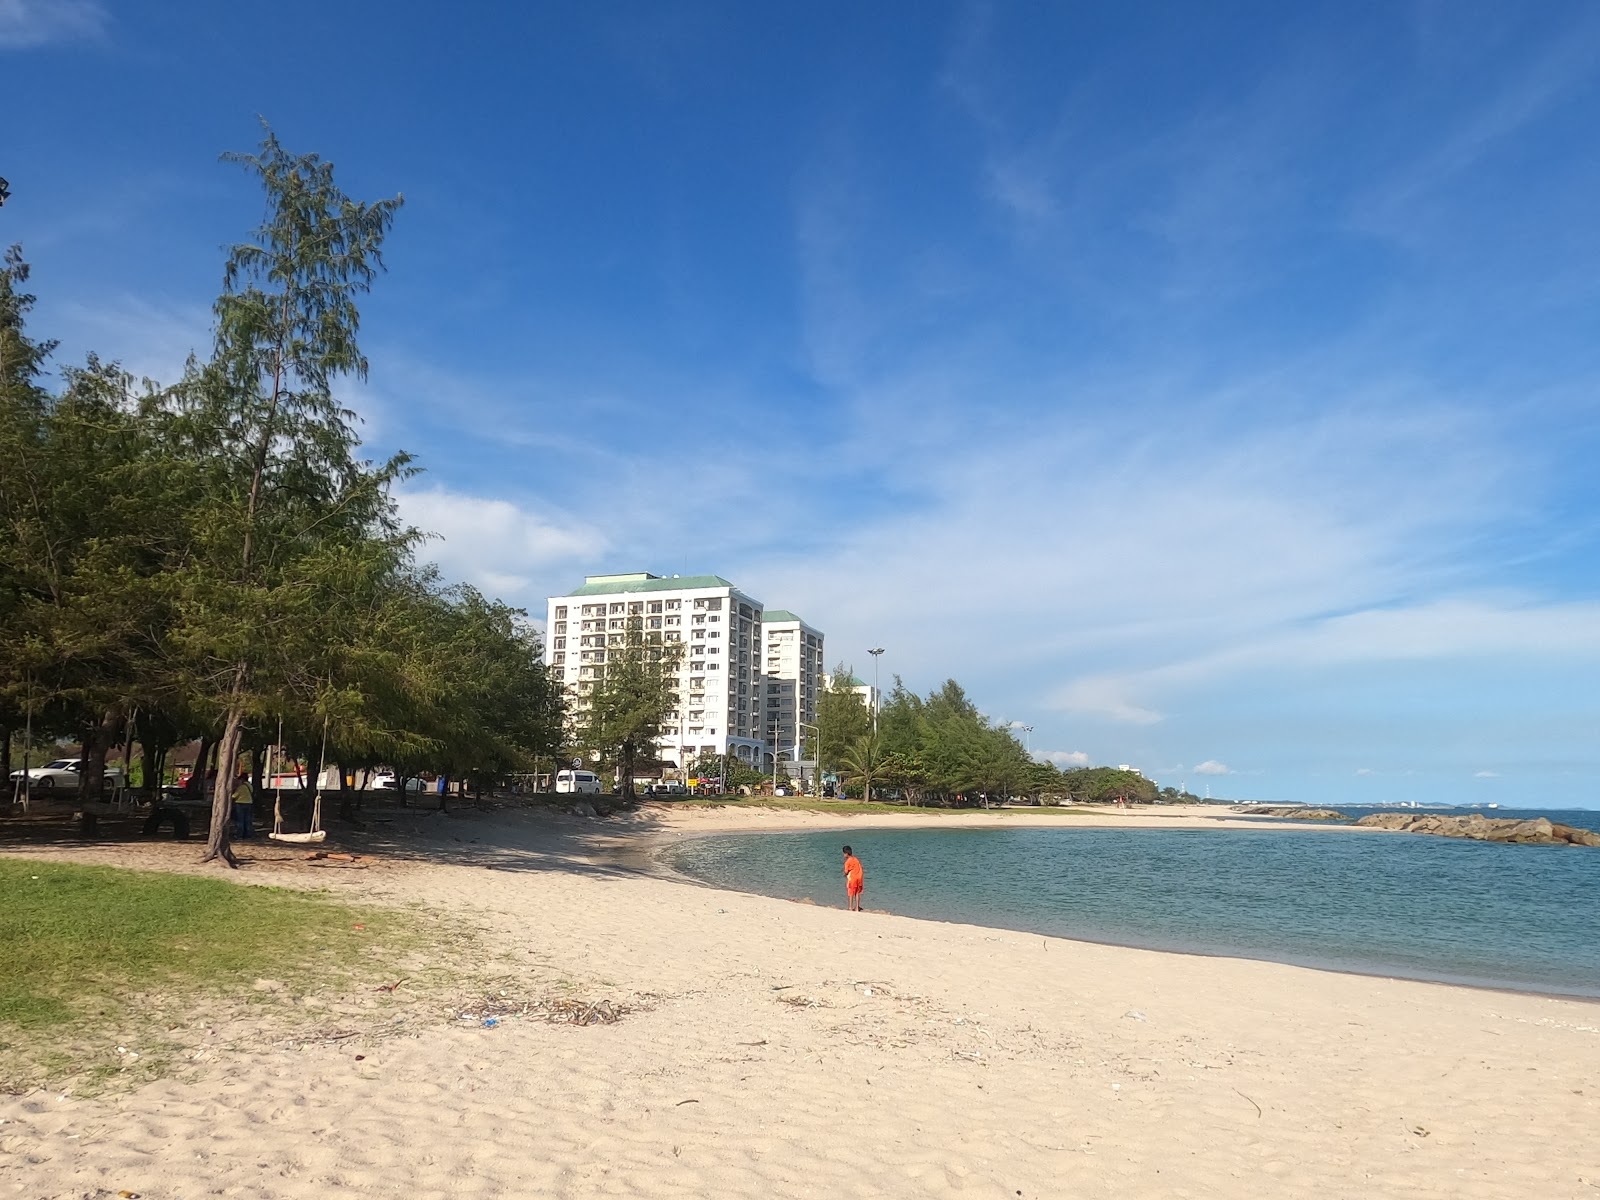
841 734 885 804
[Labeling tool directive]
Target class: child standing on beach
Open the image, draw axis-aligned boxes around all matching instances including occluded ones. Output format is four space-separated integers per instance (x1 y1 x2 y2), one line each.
842 845 864 911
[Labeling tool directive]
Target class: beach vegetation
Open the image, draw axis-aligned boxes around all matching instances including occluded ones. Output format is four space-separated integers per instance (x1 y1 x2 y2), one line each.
839 734 888 803
814 664 871 773
0 131 566 861
0 857 435 1090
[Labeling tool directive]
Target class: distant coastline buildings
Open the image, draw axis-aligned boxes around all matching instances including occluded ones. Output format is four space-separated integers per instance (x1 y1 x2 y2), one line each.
545 573 824 773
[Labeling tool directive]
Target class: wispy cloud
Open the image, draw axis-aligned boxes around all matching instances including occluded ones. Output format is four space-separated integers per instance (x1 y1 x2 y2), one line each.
0 0 107 49
395 487 607 607
1371 15 1600 213
1052 596 1600 727
1040 749 1090 767
1194 760 1232 776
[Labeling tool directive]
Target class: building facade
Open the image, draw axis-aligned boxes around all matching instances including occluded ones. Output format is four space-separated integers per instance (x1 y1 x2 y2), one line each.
759 610 825 770
546 573 766 769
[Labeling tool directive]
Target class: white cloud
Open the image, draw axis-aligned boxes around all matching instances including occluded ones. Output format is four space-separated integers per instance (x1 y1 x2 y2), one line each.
1047 597 1600 729
395 487 606 605
0 0 107 48
1040 749 1090 767
1194 760 1232 776
1052 679 1166 726
56 295 209 387
1474 770 1501 779
1355 768 1376 777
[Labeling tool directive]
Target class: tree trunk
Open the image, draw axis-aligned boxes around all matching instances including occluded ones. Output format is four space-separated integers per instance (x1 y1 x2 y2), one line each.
188 735 214 797
620 741 636 800
336 762 354 822
201 672 245 867
249 740 265 820
80 706 122 803
0 722 10 789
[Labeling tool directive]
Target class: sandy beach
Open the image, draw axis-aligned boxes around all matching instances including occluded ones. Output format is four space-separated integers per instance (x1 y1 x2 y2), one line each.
3 802 1598 1199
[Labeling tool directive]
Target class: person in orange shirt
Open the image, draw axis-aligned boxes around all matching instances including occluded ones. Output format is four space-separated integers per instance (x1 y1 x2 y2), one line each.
842 845 865 911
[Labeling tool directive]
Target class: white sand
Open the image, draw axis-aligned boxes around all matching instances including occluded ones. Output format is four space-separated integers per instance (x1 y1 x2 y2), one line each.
3 803 1598 1199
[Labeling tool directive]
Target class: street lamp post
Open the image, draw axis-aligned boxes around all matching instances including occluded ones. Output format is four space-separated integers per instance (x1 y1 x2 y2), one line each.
797 721 820 798
867 647 885 737
770 720 779 794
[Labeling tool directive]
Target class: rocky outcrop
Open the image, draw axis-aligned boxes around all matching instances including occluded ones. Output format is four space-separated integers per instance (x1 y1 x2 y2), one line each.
1232 805 1347 820
1354 812 1600 847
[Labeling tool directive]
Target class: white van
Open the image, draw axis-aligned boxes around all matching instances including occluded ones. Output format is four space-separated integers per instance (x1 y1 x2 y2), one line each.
554 769 602 794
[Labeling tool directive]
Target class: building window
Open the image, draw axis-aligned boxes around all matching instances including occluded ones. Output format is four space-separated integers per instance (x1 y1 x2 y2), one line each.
666 600 680 610
555 606 568 619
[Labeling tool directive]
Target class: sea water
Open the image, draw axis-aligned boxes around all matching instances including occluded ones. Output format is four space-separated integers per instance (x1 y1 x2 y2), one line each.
664 810 1600 997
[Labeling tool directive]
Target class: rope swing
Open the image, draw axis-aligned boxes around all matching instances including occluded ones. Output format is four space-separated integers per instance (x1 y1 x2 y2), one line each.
269 713 328 844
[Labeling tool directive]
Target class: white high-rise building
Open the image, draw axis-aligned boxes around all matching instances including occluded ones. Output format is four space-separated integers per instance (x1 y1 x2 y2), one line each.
546 573 766 769
759 611 825 770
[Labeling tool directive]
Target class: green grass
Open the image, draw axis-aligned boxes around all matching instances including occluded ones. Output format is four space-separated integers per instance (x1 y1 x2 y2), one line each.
0 858 437 1090
658 796 1101 816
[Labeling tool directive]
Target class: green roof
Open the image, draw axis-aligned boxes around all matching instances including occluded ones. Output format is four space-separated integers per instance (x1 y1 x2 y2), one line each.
563 573 735 597
762 609 803 623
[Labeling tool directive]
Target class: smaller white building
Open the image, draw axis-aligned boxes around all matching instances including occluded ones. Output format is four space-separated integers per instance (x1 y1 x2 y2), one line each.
821 671 877 715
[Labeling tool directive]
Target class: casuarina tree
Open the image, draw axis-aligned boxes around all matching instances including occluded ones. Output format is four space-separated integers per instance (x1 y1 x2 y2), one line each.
170 127 403 866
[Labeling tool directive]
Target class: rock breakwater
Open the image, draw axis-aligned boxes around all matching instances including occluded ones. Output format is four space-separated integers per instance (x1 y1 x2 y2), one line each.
1354 812 1600 847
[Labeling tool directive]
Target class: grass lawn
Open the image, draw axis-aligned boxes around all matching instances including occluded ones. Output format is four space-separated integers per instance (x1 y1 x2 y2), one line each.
0 858 433 1091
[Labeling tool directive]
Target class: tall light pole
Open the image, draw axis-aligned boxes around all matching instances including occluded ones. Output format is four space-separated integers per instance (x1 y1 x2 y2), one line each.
867 647 885 738
798 721 820 797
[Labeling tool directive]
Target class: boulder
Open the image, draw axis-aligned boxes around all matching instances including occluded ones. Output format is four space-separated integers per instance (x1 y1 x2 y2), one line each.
1353 812 1598 847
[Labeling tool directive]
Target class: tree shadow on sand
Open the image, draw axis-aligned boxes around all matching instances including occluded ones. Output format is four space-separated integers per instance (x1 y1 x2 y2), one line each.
0 798 679 883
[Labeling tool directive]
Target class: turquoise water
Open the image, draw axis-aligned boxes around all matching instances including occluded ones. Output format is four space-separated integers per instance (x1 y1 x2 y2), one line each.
665 820 1600 997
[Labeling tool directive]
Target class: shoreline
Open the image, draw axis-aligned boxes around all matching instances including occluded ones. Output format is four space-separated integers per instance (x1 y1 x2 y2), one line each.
630 803 1600 1005
5 804 1600 1198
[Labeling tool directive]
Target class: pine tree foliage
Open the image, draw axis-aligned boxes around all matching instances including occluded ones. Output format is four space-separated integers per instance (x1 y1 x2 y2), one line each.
0 135 565 855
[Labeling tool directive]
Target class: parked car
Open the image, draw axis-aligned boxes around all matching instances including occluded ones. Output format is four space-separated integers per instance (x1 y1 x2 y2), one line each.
8 758 125 790
641 781 689 797
554 769 602 794
368 773 428 792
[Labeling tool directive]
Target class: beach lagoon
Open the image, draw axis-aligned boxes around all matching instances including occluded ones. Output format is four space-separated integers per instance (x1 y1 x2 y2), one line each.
666 822 1600 998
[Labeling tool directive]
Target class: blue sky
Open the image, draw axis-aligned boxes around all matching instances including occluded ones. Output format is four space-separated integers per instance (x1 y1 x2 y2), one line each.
6 0 1600 806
